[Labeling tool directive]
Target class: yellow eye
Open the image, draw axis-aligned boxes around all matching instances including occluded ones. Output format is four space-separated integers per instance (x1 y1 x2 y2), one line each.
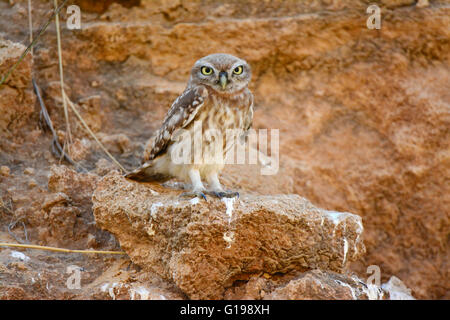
201 66 213 75
233 66 243 75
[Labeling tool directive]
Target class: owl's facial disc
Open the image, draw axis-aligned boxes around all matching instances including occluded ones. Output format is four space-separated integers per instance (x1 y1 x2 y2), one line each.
191 54 251 94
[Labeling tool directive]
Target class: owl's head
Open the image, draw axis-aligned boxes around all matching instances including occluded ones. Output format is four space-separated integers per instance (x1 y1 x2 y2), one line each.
190 53 251 94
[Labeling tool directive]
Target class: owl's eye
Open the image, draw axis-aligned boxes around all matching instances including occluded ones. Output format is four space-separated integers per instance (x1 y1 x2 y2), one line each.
201 66 213 75
233 66 244 75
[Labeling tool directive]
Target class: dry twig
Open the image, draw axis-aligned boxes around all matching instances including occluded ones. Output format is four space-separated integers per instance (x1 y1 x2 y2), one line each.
0 242 126 255
53 0 73 155
33 78 86 171
7 219 29 244
0 0 70 88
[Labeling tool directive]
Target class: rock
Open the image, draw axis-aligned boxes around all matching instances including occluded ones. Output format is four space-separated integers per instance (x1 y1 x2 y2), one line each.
68 138 91 162
0 287 30 300
76 95 105 134
42 203 81 242
42 81 71 105
79 258 185 300
27 178 38 188
263 270 379 300
416 0 429 8
23 167 35 175
224 275 270 300
92 281 182 300
41 192 71 211
97 133 132 154
48 165 99 210
225 269 414 300
0 165 107 247
382 276 415 300
0 246 179 300
0 166 10 177
0 39 35 136
0 165 104 248
86 233 98 248
95 158 117 176
93 172 365 299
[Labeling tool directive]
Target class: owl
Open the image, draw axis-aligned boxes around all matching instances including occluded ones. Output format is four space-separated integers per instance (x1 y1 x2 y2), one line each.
125 53 253 199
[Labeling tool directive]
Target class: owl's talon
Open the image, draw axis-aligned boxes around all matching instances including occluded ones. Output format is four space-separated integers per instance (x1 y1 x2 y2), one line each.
206 191 239 199
180 191 207 201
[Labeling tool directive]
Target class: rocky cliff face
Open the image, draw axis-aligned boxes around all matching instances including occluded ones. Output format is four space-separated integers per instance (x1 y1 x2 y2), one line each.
0 0 448 299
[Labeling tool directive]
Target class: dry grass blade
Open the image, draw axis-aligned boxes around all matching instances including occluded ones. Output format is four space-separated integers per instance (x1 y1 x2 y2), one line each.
64 94 128 173
28 0 33 56
0 242 126 255
0 199 29 244
54 0 73 154
0 0 70 88
7 219 29 244
33 78 87 172
48 0 127 174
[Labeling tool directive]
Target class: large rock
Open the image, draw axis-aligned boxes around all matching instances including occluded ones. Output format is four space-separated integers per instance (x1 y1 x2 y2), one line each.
260 270 413 300
93 172 365 299
263 270 377 300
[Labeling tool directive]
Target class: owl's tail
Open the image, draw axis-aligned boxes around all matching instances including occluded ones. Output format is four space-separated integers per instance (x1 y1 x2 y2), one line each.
124 161 170 182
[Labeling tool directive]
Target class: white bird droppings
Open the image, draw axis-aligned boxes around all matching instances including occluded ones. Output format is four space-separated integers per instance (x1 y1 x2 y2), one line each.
342 238 349 265
223 231 235 248
130 286 150 300
189 197 200 205
221 197 237 248
335 280 357 300
100 283 109 292
150 202 164 217
221 197 235 220
365 283 384 300
10 251 30 262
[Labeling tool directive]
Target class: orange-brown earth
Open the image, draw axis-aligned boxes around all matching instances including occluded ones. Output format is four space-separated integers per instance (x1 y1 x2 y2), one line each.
0 0 448 299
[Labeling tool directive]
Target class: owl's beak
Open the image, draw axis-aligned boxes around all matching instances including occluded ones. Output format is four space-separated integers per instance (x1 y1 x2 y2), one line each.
219 71 228 90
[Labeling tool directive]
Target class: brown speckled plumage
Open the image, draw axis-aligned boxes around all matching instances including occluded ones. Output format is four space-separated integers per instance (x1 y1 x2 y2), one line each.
126 54 253 197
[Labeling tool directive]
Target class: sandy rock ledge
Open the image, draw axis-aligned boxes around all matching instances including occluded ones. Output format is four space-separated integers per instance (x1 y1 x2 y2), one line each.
93 172 366 299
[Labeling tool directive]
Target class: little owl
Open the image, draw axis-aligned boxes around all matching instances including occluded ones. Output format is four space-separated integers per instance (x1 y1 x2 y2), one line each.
125 53 253 199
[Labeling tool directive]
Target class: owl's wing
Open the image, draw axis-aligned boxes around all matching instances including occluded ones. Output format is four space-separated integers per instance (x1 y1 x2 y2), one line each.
239 91 254 144
145 85 208 161
244 91 254 132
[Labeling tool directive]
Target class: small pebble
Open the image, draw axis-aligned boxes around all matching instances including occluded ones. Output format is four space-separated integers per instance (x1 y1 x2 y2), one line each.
0 166 10 177
28 179 38 188
416 0 429 8
24 167 35 175
87 234 98 248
